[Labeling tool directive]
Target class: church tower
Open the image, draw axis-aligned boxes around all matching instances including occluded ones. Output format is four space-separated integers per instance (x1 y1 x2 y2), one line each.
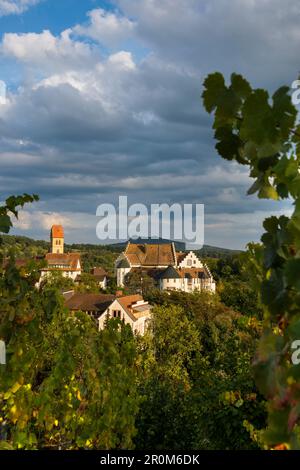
50 225 64 254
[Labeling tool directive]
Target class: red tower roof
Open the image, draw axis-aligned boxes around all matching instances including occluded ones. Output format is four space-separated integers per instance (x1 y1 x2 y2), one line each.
51 225 64 238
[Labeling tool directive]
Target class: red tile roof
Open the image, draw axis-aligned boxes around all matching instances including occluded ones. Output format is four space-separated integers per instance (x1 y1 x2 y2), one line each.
90 267 108 280
45 253 81 271
51 225 64 238
117 294 149 321
65 293 115 312
125 242 176 266
117 294 143 311
177 267 210 279
176 252 188 264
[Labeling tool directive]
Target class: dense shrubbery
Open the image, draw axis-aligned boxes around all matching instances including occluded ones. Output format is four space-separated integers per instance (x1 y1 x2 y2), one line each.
0 200 139 449
0 195 267 450
203 72 300 447
136 291 266 449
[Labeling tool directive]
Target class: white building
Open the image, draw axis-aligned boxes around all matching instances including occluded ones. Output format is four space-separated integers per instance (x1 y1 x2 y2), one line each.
115 242 215 293
65 292 151 336
39 225 82 284
98 294 152 336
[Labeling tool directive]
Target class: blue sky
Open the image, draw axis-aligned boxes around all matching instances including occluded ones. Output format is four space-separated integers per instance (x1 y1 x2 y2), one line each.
0 1 113 35
0 0 298 248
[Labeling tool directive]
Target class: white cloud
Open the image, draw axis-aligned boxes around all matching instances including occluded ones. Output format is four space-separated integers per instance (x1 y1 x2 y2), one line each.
108 51 136 70
1 0 298 248
74 8 135 47
0 0 40 16
2 29 96 73
14 210 73 231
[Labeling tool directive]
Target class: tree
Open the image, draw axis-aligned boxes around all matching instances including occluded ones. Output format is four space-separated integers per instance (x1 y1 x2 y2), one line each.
203 72 300 449
134 304 202 450
219 279 263 318
135 292 266 450
74 273 100 293
0 194 39 238
0 196 140 450
39 271 75 291
124 270 155 296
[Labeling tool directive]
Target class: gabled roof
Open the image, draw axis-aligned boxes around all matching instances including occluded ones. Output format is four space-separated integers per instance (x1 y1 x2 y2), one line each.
117 294 143 311
176 252 188 264
158 266 213 280
91 267 107 276
45 253 81 271
124 242 176 267
51 225 64 238
159 266 181 279
116 294 150 322
90 267 108 281
65 293 115 312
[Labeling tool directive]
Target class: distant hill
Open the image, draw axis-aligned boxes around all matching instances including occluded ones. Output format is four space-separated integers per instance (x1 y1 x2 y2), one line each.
110 238 186 251
110 238 241 258
0 234 241 263
195 245 242 258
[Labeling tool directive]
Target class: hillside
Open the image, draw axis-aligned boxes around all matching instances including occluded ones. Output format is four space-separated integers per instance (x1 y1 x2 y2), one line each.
110 238 241 257
0 234 241 272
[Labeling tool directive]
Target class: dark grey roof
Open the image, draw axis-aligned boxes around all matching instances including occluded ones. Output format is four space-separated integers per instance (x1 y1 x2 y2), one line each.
159 266 181 279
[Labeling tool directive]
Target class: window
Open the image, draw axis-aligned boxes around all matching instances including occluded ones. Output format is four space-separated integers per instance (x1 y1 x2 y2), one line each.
187 259 192 266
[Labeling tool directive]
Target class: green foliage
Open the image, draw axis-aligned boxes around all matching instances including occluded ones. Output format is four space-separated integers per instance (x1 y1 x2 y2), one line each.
0 236 120 277
124 270 155 296
0 197 139 450
0 271 139 449
68 244 120 274
203 72 300 448
74 273 101 293
0 195 39 236
39 271 75 291
0 235 48 259
135 291 266 449
0 195 267 450
219 280 263 318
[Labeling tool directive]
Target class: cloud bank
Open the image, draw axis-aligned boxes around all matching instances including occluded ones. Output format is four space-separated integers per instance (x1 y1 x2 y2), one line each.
0 1 297 248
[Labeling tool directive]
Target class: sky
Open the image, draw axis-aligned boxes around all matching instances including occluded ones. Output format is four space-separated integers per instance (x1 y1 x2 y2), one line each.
0 0 298 249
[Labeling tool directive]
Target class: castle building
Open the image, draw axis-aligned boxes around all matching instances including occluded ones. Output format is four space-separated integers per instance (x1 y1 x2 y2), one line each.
115 241 216 294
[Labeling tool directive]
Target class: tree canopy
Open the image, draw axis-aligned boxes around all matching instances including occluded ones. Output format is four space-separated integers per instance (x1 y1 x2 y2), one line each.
203 72 300 449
